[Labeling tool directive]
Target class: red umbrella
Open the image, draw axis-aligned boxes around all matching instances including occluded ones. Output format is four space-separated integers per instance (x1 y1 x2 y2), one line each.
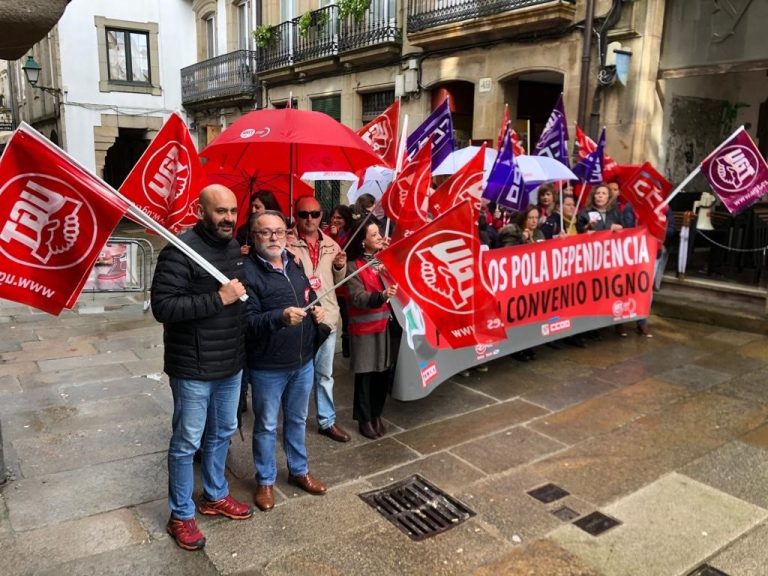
201 108 381 211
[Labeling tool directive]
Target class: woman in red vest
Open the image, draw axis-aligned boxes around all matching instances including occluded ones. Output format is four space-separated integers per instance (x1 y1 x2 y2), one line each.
345 218 398 439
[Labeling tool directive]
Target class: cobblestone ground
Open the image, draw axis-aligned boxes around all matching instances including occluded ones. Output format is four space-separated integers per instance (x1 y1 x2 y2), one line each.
1 291 768 575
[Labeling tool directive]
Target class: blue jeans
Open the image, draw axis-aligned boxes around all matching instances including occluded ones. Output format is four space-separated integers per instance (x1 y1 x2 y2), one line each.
250 360 314 485
314 330 337 429
168 372 241 520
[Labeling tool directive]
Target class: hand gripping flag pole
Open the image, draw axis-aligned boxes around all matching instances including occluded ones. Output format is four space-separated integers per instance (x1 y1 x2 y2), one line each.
19 123 248 301
303 257 380 311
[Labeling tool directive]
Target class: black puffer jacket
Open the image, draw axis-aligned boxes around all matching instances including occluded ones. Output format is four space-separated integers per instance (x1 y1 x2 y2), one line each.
151 222 245 380
244 251 317 371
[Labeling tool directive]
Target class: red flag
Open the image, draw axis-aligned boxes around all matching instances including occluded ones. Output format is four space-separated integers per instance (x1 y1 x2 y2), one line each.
0 126 128 315
429 143 486 216
511 129 526 156
381 140 431 240
379 201 506 349
621 162 673 243
575 124 617 178
700 126 768 214
495 104 510 150
357 99 400 168
119 112 204 234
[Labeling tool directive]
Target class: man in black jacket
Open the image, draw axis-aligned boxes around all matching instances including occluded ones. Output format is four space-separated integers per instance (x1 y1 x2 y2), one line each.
244 210 328 512
151 184 253 551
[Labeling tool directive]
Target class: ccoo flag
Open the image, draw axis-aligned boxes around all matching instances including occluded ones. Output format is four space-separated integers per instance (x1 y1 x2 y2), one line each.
483 126 528 212
572 127 606 185
534 94 569 167
700 127 768 214
406 97 455 170
0 125 128 315
119 112 204 234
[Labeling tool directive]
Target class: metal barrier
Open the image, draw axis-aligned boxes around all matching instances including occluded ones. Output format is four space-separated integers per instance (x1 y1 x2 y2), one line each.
80 237 154 311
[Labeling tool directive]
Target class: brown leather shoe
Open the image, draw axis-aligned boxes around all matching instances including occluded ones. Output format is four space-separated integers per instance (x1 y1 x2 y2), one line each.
359 421 378 440
372 417 386 437
253 484 274 511
318 423 351 443
288 473 327 495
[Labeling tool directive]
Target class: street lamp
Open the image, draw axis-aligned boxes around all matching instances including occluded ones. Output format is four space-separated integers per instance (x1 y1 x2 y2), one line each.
21 55 61 96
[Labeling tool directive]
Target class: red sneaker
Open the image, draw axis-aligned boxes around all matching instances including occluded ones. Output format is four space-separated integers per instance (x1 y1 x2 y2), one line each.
198 494 253 520
166 517 206 551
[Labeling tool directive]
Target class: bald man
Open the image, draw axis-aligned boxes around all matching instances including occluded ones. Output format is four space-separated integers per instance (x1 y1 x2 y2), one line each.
151 184 253 551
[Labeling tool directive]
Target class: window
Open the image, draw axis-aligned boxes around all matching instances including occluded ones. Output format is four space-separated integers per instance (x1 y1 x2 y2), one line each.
205 15 217 58
237 1 252 49
106 28 150 84
361 90 394 124
312 94 341 121
96 17 160 95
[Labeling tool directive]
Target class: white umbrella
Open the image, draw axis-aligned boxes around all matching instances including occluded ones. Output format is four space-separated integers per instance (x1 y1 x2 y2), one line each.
346 165 394 203
433 146 497 179
516 155 577 184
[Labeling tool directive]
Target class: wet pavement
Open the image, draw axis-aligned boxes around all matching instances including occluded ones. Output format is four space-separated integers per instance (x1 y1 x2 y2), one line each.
1 288 768 575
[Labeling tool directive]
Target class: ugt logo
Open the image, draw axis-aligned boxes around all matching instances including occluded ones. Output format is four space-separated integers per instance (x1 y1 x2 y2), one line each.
0 174 97 269
142 141 192 218
405 231 474 314
361 118 393 159
709 144 759 192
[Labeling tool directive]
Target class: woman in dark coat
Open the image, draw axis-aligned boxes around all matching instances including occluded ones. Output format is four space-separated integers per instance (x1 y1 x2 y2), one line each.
576 184 625 233
345 218 398 439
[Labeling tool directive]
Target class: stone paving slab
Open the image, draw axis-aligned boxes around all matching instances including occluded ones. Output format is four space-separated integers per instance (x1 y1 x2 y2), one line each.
0 339 99 363
654 363 732 391
706 521 768 576
58 375 168 405
0 508 148 576
450 425 565 475
529 391 768 506
0 375 22 396
367 452 486 493
35 538 220 576
712 367 768 405
681 440 768 509
591 343 706 388
4 452 167 531
737 336 768 360
472 539 605 576
550 473 768 576
394 399 549 455
37 349 140 372
261 518 513 576
132 497 170 541
18 363 136 390
528 377 690 445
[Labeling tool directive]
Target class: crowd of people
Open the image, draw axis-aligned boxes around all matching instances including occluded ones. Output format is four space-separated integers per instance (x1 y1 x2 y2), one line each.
150 178 666 551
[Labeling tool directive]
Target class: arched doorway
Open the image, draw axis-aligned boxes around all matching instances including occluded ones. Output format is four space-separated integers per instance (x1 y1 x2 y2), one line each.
432 81 474 147
500 71 564 153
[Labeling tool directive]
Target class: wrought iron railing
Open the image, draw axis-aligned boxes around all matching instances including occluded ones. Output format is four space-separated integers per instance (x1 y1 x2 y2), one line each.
340 0 400 52
408 0 573 33
260 20 295 70
294 5 339 63
181 50 259 105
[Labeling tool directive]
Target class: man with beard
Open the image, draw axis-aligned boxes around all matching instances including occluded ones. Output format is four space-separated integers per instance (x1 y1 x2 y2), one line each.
151 184 253 551
244 210 328 512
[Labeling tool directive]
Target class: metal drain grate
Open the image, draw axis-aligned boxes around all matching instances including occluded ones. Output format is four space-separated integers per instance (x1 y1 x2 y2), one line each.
552 505 580 522
359 474 476 541
687 565 730 576
527 483 570 504
573 511 621 536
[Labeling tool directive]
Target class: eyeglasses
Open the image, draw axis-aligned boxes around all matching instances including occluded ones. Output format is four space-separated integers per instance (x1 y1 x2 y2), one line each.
297 210 321 219
254 229 287 239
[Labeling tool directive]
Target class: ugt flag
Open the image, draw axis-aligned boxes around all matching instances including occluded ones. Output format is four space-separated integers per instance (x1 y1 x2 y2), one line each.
119 112 203 234
357 99 400 168
483 126 528 212
701 127 768 214
378 201 506 349
534 94 569 167
381 140 432 241
621 162 673 243
572 127 606 185
406 97 454 170
0 125 128 315
429 143 486 217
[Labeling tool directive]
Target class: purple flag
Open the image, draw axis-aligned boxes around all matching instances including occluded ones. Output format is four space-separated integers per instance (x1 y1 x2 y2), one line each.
534 94 570 168
701 127 768 214
572 128 605 184
482 126 528 211
406 98 455 170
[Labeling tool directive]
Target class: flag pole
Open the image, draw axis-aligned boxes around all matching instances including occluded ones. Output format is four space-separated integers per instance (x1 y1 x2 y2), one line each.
303 257 379 310
558 180 564 233
19 123 247 300
656 125 745 213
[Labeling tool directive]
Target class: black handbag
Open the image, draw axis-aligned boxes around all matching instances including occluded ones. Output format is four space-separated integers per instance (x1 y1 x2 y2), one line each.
314 322 332 352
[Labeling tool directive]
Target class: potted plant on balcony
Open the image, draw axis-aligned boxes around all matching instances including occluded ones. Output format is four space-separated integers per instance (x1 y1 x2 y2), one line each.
338 0 370 22
253 24 274 48
298 10 329 38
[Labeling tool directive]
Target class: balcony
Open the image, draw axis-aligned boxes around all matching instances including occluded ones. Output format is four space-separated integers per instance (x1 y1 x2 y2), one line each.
259 1 401 80
181 50 261 108
407 0 575 48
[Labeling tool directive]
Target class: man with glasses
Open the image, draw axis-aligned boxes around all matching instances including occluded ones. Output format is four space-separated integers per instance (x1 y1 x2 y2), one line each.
151 184 253 551
244 210 328 512
289 197 351 443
